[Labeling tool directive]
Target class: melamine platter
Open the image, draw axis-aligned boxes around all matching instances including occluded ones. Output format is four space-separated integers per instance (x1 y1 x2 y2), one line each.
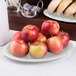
3 41 73 62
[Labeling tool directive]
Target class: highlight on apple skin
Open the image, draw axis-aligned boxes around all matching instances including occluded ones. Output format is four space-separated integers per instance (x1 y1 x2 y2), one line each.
29 41 47 58
36 33 47 42
46 36 63 54
57 31 70 48
11 40 29 57
41 20 60 36
22 25 39 42
12 32 23 41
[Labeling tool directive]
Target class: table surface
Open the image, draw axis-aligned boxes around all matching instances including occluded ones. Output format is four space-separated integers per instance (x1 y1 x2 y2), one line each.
0 30 76 76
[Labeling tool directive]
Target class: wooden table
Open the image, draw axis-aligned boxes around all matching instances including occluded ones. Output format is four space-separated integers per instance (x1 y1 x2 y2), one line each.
8 11 76 41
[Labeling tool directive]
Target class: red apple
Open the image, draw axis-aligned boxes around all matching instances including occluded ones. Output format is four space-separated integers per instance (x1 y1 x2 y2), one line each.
22 25 39 42
12 32 23 41
29 41 47 58
36 33 46 42
57 31 70 48
11 40 28 57
41 20 60 36
46 36 63 54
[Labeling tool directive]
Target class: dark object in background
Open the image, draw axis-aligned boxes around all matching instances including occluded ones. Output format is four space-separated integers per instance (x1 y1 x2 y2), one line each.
27 0 76 8
21 0 76 8
8 6 17 11
21 0 50 8
21 0 28 5
7 0 76 12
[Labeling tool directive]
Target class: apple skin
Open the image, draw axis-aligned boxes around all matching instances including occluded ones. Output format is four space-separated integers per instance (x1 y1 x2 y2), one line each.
29 41 47 58
12 32 23 41
22 25 39 42
57 31 70 48
41 20 60 36
36 33 46 42
11 40 29 57
46 36 63 54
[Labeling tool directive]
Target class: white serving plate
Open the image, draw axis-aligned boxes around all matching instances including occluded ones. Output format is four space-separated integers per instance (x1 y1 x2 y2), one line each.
43 9 76 23
3 41 73 62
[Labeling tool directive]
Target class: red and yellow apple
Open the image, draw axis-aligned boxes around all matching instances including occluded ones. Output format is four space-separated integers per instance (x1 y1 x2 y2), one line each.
41 20 60 36
46 36 63 54
12 32 23 41
22 25 39 42
10 19 70 58
11 40 28 57
29 41 47 58
57 31 70 48
36 33 46 42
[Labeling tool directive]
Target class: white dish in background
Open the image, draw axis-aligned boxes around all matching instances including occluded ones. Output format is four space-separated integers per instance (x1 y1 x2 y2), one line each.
3 41 73 63
43 9 76 23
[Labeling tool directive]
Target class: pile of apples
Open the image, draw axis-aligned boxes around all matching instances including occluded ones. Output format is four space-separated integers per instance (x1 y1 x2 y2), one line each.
11 20 70 58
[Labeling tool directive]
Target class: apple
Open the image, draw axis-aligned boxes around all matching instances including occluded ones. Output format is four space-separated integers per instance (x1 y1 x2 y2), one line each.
46 36 63 54
41 20 60 36
57 31 70 48
22 25 39 42
36 33 46 42
29 41 47 58
11 40 28 57
12 32 23 41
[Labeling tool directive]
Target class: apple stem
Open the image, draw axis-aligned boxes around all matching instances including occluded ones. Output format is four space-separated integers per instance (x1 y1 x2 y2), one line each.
36 42 40 45
39 34 41 37
51 35 53 37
